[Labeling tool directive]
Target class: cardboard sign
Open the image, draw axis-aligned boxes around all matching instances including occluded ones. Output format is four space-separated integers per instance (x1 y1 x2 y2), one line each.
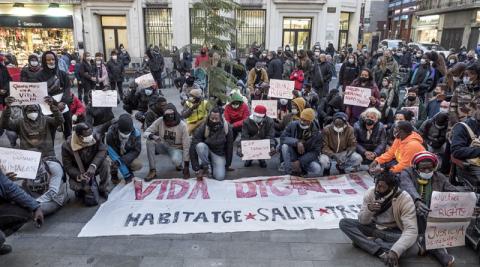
135 73 156 89
425 221 470 250
10 82 48 106
251 100 278 119
241 139 271 160
344 86 371 107
40 94 64 116
268 79 294 99
92 90 118 107
0 147 41 180
429 191 477 219
402 106 419 119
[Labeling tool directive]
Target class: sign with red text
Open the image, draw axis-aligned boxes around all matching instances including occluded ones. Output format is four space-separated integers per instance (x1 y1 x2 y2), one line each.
344 86 371 107
268 79 294 99
429 191 476 219
10 82 48 106
135 73 156 89
425 221 470 250
241 139 271 160
78 173 374 237
251 100 277 119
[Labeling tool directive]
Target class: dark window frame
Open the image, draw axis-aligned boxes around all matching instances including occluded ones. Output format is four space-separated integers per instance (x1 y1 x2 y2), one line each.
143 8 173 53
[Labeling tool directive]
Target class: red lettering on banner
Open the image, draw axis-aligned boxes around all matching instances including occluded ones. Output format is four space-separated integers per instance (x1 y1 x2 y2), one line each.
188 180 211 199
156 180 169 200
349 173 369 190
267 177 292 196
291 177 326 195
167 180 190 199
255 180 269 197
235 181 257 198
134 180 162 200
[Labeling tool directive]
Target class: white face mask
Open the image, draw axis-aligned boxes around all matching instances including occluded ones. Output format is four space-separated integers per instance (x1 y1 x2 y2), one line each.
253 115 264 124
299 122 310 129
249 55 253 58
314 52 320 56
86 56 92 61
145 89 153 96
453 76 461 82
333 126 344 133
418 171 433 180
112 56 117 60
82 135 94 143
416 53 422 58
30 61 39 67
348 59 354 64
27 112 38 121
439 107 449 113
291 109 298 115
47 63 55 69
464 76 472 85
449 59 455 64
119 132 130 139
231 104 240 109
96 60 101 65
280 99 288 106
420 59 426 65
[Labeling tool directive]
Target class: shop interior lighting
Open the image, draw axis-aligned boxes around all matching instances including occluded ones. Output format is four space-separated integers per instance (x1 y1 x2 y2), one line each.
48 3 60 8
13 3 25 8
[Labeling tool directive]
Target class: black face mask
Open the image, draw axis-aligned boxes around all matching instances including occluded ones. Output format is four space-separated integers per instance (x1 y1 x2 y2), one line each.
407 96 416 102
365 119 375 126
374 188 391 199
208 120 222 131
164 113 175 122
359 77 368 83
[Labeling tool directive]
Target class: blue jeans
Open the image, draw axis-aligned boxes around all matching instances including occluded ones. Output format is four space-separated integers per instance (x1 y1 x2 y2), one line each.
195 142 226 181
319 151 363 175
281 144 323 175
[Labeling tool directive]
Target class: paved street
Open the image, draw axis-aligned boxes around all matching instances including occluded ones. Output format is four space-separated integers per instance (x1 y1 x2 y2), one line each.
1 87 479 267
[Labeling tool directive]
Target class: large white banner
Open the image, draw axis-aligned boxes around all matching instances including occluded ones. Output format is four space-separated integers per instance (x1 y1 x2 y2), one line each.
78 173 374 237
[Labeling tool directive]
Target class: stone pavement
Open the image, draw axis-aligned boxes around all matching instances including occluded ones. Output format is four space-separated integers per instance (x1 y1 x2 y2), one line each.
1 87 479 267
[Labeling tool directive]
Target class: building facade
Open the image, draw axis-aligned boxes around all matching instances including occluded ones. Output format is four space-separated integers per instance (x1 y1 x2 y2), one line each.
413 0 480 50
386 0 417 41
0 0 362 64
362 0 389 50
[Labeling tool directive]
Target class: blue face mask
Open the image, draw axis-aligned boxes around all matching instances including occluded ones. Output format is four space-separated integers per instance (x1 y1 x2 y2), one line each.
145 89 153 96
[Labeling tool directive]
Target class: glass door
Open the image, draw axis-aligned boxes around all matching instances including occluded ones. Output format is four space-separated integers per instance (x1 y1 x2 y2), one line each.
282 18 312 52
101 16 128 61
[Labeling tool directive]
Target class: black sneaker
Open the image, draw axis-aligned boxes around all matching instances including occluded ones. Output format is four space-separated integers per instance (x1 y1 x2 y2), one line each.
0 244 12 255
244 160 252 167
259 160 267 168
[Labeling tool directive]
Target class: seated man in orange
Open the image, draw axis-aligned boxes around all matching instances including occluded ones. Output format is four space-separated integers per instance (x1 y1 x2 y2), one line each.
370 121 425 173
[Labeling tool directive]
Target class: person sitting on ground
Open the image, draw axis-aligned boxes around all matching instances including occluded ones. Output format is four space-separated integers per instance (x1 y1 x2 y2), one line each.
190 108 234 181
320 112 363 174
144 104 191 181
450 115 480 176
85 91 115 141
378 93 395 130
247 62 269 99
399 151 457 267
238 105 276 168
0 170 44 255
62 123 109 206
370 121 425 173
144 95 167 129
339 170 419 267
182 88 210 134
180 74 201 105
354 108 387 167
317 89 344 128
280 108 323 176
303 83 320 110
224 92 250 139
426 85 447 119
106 114 142 184
419 112 448 160
133 85 159 125
69 92 86 125
386 109 415 146
275 97 306 134
399 87 427 129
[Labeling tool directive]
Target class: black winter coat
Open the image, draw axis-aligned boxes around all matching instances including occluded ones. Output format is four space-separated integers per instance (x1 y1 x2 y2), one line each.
419 117 447 149
339 62 359 86
267 58 283 80
106 59 124 82
86 105 114 126
353 120 387 157
241 117 275 148
106 122 142 165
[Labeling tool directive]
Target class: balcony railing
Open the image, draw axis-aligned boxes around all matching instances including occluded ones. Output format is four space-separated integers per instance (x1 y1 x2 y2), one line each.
418 0 480 11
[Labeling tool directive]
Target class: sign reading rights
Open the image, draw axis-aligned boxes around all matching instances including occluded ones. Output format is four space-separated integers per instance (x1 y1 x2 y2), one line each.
429 191 476 219
78 173 374 237
0 147 41 179
10 82 48 106
268 79 294 99
344 86 371 107
241 139 271 160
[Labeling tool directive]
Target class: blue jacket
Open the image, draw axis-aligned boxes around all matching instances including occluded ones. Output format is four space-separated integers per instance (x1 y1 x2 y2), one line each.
280 121 322 170
0 170 39 211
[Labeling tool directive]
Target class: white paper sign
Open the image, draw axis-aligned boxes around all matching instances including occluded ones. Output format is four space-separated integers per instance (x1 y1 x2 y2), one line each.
429 191 477 219
425 221 470 250
10 82 48 106
92 90 118 107
344 86 371 107
268 79 294 99
402 106 419 119
251 100 278 119
135 73 156 89
78 173 374 237
0 147 41 180
241 139 271 160
39 94 65 116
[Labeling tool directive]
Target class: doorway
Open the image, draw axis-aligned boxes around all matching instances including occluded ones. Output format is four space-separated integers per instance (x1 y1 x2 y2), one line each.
282 18 312 52
101 16 128 60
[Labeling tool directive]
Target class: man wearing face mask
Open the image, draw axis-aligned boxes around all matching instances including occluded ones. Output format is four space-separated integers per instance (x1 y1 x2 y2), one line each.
144 104 191 181
449 64 480 129
245 52 258 71
182 89 210 134
247 62 269 99
425 85 447 119
133 85 159 125
195 47 209 68
320 112 362 175
106 50 125 100
180 74 200 105
354 108 387 168
399 87 427 129
20 54 41 82
413 50 423 65
303 83 319 110
399 152 457 267
190 108 234 181
144 96 167 129
62 123 109 206
118 44 131 67
371 121 425 174
106 114 142 184
275 97 306 133
338 55 359 91
267 51 283 80
280 108 322 176
419 112 449 172
312 53 332 97
238 105 276 168
146 45 165 90
339 170 419 267
85 90 115 141
224 92 250 139
79 52 95 104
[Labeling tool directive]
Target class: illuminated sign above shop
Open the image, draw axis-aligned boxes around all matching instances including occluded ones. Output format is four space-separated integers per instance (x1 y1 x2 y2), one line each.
0 15 73 28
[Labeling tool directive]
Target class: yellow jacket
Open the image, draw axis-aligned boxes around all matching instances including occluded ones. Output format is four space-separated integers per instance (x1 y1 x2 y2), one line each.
184 100 209 124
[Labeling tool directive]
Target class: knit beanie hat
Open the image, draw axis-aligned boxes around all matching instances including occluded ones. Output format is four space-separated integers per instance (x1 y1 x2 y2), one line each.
253 105 267 117
230 92 243 103
190 89 202 98
300 108 315 122
118 114 134 134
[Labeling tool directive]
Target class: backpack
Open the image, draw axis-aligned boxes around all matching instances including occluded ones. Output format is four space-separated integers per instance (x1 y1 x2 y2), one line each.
457 122 480 166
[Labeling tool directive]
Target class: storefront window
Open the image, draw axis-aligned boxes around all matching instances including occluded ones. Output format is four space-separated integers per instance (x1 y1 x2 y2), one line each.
144 8 173 55
476 10 480 23
235 9 266 58
338 12 350 50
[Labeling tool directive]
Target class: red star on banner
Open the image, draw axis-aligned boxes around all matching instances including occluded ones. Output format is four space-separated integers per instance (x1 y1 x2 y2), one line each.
316 208 329 215
245 212 256 220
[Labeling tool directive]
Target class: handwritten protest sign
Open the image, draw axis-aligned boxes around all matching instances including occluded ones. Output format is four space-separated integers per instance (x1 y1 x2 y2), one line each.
10 82 48 106
402 106 419 119
40 94 64 116
268 79 294 99
241 139 271 160
135 73 156 89
344 86 371 107
425 221 470 250
0 147 41 180
251 100 278 119
429 191 476 219
92 90 118 107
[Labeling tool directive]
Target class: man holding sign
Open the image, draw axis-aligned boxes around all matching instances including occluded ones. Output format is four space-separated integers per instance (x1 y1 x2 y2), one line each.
237 105 276 168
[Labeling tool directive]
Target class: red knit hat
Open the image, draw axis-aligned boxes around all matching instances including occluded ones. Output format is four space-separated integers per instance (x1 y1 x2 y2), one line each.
253 105 267 117
411 151 439 169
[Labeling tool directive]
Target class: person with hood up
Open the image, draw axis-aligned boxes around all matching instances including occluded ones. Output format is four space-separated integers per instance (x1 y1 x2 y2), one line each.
35 50 73 140
224 92 250 139
275 97 306 133
195 47 209 68
106 114 142 184
354 108 387 166
62 123 109 206
92 52 109 90
20 54 41 82
144 104 191 181
190 108 234 181
399 87 427 129
106 50 125 100
320 112 363 174
144 95 167 129
182 88 210 134
179 51 193 74
370 121 425 173
280 108 323 176
238 105 276 168
339 170 419 267
146 45 165 90
346 68 380 124
317 89 344 128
